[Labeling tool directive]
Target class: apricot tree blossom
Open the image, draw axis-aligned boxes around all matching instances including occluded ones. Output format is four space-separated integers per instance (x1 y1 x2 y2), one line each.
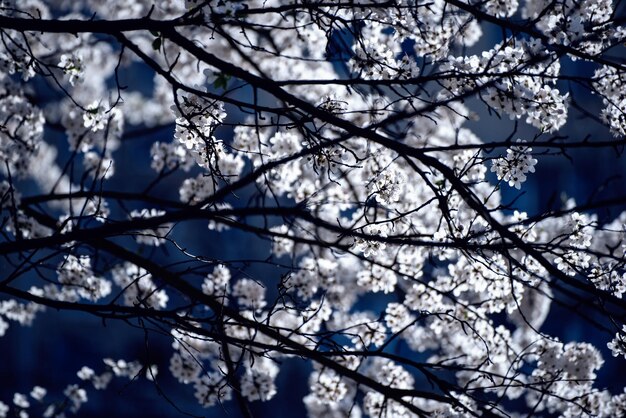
0 0 626 417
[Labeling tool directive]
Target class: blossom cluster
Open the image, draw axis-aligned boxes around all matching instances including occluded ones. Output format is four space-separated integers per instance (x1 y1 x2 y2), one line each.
444 40 568 132
490 140 538 189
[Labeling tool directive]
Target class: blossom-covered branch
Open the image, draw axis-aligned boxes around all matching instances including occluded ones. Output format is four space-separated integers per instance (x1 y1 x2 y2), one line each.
1 0 626 417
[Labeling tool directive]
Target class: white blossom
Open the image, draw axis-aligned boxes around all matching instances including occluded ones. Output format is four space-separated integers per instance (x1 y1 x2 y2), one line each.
490 140 538 189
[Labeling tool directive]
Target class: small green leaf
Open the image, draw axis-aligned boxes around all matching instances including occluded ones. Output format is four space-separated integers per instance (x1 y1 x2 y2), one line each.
213 72 231 90
152 37 162 51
